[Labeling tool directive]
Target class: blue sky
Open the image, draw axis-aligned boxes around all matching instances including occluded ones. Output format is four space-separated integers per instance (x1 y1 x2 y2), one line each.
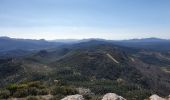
0 0 170 40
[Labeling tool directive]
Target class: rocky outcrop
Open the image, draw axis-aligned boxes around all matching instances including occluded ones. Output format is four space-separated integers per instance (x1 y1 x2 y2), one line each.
149 94 166 100
102 93 126 100
168 95 170 100
61 94 84 100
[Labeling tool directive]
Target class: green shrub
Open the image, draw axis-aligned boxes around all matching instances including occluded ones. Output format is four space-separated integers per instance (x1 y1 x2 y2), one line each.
38 89 49 95
27 81 41 88
83 94 92 100
62 86 78 95
13 89 28 98
7 83 18 93
0 89 10 99
17 84 28 89
28 87 39 96
7 83 28 92
51 86 78 95
51 86 61 95
125 90 151 100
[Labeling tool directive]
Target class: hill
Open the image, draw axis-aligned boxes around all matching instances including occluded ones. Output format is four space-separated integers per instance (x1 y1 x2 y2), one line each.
0 40 170 99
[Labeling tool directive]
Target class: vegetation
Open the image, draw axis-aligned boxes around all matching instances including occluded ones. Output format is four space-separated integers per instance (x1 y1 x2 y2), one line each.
0 80 153 100
0 89 10 99
0 81 49 99
1 41 170 99
51 86 78 95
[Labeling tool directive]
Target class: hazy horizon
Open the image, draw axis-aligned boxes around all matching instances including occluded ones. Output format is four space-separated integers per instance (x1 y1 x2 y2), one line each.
1 35 169 41
0 0 170 40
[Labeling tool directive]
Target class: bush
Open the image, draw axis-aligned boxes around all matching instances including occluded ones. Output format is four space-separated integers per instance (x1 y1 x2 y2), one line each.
27 81 42 88
51 86 78 95
83 94 92 100
0 90 10 99
7 83 28 94
125 90 151 100
17 84 28 89
13 89 28 98
38 89 49 95
28 87 39 96
7 83 18 94
62 86 78 95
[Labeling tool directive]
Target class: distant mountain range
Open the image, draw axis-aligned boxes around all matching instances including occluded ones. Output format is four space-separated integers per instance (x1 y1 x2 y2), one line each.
1 37 170 53
0 36 64 53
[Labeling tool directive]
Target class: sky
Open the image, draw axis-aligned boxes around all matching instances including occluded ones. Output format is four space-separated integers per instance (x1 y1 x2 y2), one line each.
0 0 170 40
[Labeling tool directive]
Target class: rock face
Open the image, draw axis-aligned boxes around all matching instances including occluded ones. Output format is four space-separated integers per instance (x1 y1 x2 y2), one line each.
149 94 166 100
102 93 126 100
61 94 84 100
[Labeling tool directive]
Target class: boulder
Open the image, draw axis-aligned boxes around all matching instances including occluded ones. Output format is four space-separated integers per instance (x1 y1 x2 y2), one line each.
168 95 170 100
102 93 126 100
149 94 166 100
61 94 84 100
